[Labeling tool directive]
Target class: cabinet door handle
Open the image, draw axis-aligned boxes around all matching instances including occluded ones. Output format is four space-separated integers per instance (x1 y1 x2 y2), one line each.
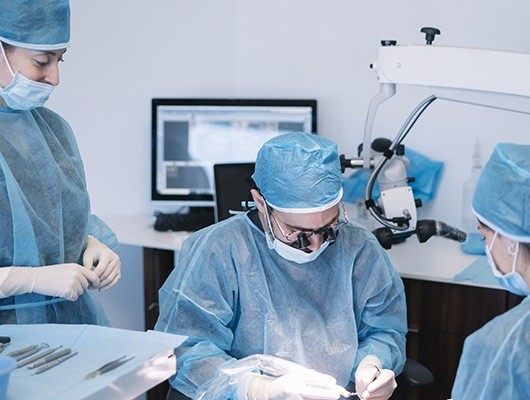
408 327 420 333
147 302 159 311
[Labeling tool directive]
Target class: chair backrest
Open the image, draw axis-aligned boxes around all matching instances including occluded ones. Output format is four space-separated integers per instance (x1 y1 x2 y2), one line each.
213 163 255 222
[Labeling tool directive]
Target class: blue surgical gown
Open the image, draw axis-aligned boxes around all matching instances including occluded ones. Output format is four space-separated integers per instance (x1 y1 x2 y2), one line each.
155 211 407 399
0 105 117 325
452 295 530 399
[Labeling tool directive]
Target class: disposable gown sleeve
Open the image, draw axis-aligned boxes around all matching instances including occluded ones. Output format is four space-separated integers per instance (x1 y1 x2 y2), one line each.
451 312 530 399
155 231 240 399
87 214 118 250
351 239 407 378
0 267 12 297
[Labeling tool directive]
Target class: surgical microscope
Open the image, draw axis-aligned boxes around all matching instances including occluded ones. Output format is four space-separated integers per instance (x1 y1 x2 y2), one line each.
341 27 530 249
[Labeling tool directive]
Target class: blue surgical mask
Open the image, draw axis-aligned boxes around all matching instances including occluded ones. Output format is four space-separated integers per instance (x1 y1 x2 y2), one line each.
0 42 54 110
486 233 530 296
263 205 329 264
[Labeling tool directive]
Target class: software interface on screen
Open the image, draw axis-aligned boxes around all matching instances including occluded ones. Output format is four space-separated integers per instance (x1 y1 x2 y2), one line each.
153 100 316 204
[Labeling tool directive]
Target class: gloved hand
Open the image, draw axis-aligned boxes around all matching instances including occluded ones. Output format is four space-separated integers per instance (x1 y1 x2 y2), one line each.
241 371 343 400
83 235 121 291
0 264 100 301
354 356 396 400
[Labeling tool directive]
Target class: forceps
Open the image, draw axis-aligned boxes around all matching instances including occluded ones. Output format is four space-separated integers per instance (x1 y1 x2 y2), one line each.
84 355 135 380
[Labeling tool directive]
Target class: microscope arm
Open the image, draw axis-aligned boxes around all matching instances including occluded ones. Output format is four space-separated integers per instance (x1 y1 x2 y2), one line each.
341 30 530 245
362 43 530 166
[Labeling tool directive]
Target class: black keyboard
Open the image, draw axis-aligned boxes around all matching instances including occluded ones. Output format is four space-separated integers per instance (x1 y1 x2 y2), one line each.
154 207 215 232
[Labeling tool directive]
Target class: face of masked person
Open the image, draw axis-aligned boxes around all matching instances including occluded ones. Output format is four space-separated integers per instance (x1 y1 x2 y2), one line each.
264 206 338 264
0 43 65 110
251 188 345 264
482 227 530 296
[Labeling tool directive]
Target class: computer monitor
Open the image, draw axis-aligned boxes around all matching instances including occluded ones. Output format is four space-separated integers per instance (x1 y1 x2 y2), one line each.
151 98 317 211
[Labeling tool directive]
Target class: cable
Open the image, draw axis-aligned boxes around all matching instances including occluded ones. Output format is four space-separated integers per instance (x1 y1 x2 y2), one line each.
364 96 437 230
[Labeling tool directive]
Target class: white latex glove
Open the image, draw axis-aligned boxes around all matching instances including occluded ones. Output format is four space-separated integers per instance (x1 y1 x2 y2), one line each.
242 372 344 400
83 235 121 291
354 356 396 400
0 265 99 301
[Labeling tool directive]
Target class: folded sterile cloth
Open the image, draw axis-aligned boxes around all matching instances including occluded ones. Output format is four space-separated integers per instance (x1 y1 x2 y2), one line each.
453 256 497 286
343 148 444 206
460 232 486 255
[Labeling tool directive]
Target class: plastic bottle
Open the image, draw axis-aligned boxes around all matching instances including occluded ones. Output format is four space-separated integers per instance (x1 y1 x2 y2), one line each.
460 139 485 254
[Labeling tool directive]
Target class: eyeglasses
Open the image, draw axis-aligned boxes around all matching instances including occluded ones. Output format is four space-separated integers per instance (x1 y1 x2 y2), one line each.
267 202 349 249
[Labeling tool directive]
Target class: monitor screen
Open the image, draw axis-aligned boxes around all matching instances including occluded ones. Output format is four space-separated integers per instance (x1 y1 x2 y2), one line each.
151 98 317 207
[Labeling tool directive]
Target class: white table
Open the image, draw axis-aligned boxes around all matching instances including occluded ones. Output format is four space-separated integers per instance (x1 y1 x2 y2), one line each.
385 234 501 289
2 324 187 400
102 214 501 290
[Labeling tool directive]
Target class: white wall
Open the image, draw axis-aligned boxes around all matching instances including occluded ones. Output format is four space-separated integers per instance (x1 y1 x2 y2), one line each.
89 244 145 330
47 0 530 328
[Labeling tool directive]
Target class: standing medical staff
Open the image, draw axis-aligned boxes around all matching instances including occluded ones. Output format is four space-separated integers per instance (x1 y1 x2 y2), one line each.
0 0 121 325
452 143 530 399
156 132 407 400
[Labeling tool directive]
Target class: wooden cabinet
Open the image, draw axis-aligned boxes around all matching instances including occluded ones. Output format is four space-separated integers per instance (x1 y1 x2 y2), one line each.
402 278 523 399
144 248 175 400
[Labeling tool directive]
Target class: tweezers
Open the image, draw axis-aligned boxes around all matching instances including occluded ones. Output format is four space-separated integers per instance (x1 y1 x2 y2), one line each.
84 355 135 380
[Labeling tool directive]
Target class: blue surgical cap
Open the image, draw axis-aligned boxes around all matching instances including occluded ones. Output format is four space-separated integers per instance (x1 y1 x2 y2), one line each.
252 132 343 213
0 0 70 50
472 143 530 242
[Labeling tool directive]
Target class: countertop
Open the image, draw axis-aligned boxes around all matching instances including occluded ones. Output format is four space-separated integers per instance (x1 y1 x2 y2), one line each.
101 214 501 290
